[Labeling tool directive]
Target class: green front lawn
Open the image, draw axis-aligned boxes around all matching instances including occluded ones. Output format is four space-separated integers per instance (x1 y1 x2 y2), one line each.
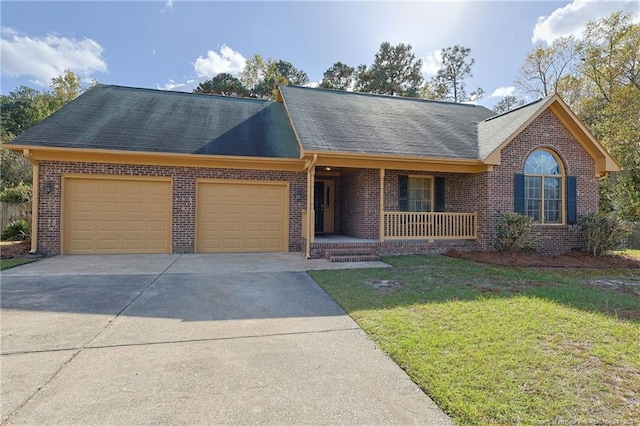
310 255 640 425
0 257 39 270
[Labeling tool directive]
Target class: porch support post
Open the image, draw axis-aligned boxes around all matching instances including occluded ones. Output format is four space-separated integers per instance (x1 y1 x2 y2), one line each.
379 168 385 242
305 154 317 259
22 149 38 254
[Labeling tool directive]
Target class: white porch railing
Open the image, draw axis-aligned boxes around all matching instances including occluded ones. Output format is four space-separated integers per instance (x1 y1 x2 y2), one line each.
383 212 477 240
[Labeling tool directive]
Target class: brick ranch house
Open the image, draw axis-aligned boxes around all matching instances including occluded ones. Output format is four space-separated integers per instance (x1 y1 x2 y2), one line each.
6 84 619 260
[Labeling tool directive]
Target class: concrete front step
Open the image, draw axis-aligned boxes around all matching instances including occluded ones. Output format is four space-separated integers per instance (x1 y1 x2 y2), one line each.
328 255 381 263
324 248 380 262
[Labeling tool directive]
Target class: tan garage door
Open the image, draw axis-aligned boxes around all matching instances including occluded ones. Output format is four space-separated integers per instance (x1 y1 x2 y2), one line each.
196 180 288 253
63 177 172 254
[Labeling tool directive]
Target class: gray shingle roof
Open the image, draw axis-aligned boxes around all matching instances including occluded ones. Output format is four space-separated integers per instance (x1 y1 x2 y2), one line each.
279 85 497 159
9 84 300 159
477 96 551 159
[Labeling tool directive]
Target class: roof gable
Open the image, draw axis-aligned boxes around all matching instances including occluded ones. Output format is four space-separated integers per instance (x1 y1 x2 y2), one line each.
279 85 496 160
9 84 300 159
478 94 619 175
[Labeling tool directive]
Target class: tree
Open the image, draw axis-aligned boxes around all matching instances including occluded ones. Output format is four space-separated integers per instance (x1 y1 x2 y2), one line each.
319 62 355 90
574 12 640 221
194 73 249 97
239 54 267 95
493 95 525 114
423 45 483 102
513 11 639 220
578 11 640 101
356 42 424 97
515 37 577 97
48 69 89 110
240 57 309 100
1 70 91 190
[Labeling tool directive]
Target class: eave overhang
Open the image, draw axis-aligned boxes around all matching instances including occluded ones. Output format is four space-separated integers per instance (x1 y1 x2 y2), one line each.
301 150 492 173
4 145 307 172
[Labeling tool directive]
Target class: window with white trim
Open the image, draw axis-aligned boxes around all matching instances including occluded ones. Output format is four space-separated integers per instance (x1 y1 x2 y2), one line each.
408 177 432 212
523 150 563 223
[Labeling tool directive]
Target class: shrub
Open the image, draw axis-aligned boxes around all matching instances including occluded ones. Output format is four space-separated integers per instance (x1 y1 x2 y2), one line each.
579 214 631 257
0 181 32 204
2 219 31 241
494 212 539 252
624 222 640 249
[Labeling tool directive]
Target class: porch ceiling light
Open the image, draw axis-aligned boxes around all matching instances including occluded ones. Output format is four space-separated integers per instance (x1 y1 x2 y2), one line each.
324 167 331 171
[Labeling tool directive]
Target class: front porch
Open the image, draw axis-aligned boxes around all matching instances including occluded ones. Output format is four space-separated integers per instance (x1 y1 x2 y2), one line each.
300 165 483 260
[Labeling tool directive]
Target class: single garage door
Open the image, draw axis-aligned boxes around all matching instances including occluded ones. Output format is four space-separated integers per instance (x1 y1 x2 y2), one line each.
196 180 288 253
63 177 172 254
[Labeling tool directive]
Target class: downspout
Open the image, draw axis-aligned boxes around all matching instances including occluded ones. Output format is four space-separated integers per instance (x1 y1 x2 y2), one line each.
22 149 38 254
305 154 317 259
379 168 385 242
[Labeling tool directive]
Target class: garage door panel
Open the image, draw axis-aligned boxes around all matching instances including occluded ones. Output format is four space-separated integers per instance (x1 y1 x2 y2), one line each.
72 220 94 232
99 184 119 195
64 178 171 254
99 221 119 232
245 222 263 232
265 222 282 232
196 181 287 253
73 201 95 214
147 202 168 214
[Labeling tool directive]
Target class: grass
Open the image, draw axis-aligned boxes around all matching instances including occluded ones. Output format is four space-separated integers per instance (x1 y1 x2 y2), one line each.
0 257 39 270
309 255 640 425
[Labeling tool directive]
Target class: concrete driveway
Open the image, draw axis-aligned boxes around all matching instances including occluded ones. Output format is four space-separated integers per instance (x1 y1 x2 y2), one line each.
1 253 453 425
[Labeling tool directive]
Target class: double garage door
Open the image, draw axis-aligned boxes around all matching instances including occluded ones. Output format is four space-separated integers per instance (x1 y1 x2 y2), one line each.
63 177 288 254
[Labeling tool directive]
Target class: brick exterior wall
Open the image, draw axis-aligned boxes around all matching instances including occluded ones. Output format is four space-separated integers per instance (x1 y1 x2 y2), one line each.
328 109 598 254
339 168 379 239
383 170 485 215
37 161 306 255
35 110 597 257
481 109 598 253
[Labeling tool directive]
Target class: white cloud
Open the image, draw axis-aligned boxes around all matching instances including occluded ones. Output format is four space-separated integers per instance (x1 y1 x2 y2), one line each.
532 0 640 44
161 0 174 13
0 27 107 86
193 45 246 78
421 49 442 76
157 79 196 92
490 86 515 98
305 81 320 89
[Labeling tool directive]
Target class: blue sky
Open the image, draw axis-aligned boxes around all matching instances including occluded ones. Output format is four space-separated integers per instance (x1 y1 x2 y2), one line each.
1 1 639 109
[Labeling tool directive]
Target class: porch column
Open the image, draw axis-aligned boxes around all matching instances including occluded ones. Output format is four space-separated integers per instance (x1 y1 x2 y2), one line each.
379 168 385 242
305 154 317 258
22 149 38 254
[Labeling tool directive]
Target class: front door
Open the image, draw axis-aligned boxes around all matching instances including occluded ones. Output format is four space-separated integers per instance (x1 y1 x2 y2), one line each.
314 182 325 233
314 180 335 234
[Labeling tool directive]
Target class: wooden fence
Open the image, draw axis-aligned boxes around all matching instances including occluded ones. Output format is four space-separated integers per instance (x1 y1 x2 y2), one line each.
0 202 30 231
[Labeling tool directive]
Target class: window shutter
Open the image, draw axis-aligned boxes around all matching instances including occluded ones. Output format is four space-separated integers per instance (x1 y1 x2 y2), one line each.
434 177 445 212
398 175 408 211
567 176 577 225
514 174 525 214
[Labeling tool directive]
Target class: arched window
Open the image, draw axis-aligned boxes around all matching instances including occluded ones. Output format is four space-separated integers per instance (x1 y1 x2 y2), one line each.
523 150 563 223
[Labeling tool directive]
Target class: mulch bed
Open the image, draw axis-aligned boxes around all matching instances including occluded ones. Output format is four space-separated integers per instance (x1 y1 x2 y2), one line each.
1 241 31 259
446 249 640 269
